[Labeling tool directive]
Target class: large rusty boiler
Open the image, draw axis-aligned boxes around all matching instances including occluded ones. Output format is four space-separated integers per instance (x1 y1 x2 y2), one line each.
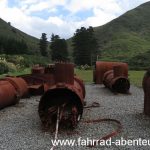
94 61 128 84
103 65 130 93
38 63 85 128
19 64 55 95
143 69 150 116
0 77 28 109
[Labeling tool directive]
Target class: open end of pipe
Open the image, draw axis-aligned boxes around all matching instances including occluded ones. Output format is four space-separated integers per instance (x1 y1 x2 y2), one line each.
38 88 83 128
112 78 130 93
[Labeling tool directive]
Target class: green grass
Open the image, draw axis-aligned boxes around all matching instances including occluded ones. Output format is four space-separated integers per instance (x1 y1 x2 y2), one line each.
0 68 31 78
75 69 93 83
128 71 145 87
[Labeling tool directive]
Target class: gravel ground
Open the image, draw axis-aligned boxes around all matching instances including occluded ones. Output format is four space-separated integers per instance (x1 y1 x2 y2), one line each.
0 84 150 150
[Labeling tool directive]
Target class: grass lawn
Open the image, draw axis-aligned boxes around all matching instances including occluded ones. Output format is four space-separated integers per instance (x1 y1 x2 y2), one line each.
0 68 145 87
0 68 31 78
128 71 145 87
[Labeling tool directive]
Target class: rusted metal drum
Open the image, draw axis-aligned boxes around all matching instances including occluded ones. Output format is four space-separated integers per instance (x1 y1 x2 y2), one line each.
4 77 28 98
143 69 150 116
0 80 17 109
113 65 126 78
55 63 74 84
103 66 130 93
38 63 85 128
19 65 56 95
94 61 128 84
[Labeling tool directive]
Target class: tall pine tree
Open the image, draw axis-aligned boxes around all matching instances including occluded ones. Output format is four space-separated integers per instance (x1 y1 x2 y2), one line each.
72 26 99 65
39 33 48 56
50 34 68 61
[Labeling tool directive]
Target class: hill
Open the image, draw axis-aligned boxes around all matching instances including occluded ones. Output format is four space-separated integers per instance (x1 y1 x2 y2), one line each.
68 2 150 69
0 18 40 54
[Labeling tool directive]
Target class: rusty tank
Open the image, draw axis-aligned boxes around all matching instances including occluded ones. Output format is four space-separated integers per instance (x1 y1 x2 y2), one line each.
19 64 55 95
103 65 130 93
143 69 150 116
0 77 28 109
38 63 85 128
94 61 128 84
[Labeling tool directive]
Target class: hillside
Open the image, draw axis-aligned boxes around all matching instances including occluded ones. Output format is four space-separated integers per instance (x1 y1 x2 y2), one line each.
94 2 150 62
0 18 40 54
68 2 150 69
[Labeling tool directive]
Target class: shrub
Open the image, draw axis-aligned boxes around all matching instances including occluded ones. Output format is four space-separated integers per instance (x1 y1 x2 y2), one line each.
0 60 17 74
0 61 9 74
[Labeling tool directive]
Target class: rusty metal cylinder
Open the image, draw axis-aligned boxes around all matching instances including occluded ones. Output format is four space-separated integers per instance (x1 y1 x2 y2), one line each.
0 81 17 109
4 77 28 98
38 63 85 128
113 65 126 78
55 63 74 84
103 67 130 93
143 69 150 116
94 61 128 84
0 77 28 109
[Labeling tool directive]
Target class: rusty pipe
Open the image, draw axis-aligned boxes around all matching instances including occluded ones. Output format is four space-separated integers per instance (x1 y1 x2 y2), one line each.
38 63 85 128
103 66 130 93
94 61 128 84
0 77 28 109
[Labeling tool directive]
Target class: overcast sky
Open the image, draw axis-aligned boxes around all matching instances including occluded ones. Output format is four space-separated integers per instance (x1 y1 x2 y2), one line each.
0 0 149 39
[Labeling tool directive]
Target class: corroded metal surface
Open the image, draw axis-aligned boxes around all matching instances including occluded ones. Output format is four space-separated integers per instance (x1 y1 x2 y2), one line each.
38 63 85 128
19 64 55 95
31 66 45 74
102 65 130 93
4 77 28 98
0 80 17 109
94 61 128 84
55 63 74 84
0 77 28 109
143 69 150 116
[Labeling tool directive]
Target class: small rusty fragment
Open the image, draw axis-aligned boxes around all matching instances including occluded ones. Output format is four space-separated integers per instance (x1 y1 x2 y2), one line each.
38 63 85 128
31 65 45 74
143 69 150 116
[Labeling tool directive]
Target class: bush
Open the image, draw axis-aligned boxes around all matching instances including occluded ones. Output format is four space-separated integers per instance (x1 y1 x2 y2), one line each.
0 60 17 74
0 61 9 74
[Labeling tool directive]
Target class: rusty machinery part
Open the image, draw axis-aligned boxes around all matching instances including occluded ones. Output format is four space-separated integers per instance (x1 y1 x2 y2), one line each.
38 63 85 129
103 67 130 93
143 69 150 116
94 61 128 84
31 66 45 74
50 103 122 149
18 73 55 95
55 63 74 84
44 64 55 74
0 80 18 109
4 77 28 98
38 86 84 128
83 118 122 147
74 76 86 99
113 65 126 78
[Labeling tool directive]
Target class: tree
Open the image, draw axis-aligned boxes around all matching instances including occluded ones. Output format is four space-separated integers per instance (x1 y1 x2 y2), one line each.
50 34 68 61
39 33 48 56
72 26 99 65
